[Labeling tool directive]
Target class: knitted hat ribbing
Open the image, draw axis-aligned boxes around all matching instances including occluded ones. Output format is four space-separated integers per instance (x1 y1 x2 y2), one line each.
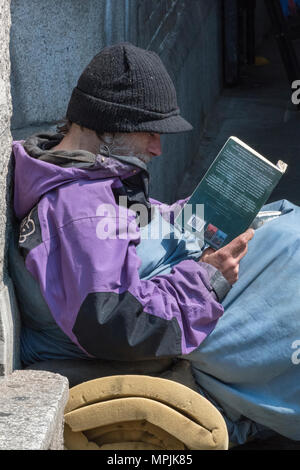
66 42 193 134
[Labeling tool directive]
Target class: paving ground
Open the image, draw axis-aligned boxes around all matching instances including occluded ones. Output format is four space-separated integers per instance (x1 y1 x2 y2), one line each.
177 33 300 451
178 35 300 206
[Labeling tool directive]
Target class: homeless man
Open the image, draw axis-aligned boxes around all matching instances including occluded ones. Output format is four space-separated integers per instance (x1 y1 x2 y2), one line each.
9 43 300 445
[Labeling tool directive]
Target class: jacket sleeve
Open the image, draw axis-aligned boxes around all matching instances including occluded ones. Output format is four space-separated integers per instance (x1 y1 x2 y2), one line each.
23 209 226 362
149 196 232 303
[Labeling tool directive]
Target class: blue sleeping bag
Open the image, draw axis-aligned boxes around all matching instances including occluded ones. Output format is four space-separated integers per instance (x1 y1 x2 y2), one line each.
184 200 300 444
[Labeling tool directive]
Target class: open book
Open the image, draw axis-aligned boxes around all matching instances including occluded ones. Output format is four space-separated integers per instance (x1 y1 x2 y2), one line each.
175 136 288 249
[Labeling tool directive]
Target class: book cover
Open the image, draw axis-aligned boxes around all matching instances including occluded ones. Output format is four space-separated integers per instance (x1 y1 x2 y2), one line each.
175 136 287 249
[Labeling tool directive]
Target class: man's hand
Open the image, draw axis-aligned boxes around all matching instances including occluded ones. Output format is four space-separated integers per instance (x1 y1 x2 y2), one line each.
200 229 255 285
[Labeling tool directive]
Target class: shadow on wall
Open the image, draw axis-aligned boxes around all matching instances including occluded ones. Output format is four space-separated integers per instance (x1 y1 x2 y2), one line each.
9 0 224 204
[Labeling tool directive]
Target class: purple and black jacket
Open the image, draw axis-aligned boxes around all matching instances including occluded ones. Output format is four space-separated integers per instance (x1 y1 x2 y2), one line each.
11 133 229 362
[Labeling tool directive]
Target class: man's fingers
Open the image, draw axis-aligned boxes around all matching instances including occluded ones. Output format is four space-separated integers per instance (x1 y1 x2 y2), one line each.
243 228 255 241
228 229 255 258
201 229 254 266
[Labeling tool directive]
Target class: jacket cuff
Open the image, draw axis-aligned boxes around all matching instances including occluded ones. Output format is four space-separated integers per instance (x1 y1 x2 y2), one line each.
209 270 232 302
198 261 232 302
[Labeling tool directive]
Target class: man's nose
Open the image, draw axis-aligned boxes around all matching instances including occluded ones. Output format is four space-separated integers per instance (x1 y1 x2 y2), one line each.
148 134 162 157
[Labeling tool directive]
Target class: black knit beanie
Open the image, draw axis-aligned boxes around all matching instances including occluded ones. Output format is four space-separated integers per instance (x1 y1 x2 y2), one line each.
66 42 193 134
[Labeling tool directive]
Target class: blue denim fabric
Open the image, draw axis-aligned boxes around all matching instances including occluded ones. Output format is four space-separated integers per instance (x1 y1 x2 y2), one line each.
184 200 300 444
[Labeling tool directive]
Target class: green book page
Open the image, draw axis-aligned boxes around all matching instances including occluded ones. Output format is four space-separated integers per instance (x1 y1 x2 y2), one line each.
176 137 283 249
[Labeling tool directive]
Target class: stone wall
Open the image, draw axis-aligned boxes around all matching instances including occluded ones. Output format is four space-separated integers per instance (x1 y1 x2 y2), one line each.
0 0 12 285
135 0 223 202
10 0 131 132
0 0 19 376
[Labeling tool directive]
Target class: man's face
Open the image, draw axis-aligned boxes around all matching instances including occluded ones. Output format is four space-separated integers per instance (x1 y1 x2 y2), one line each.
120 132 162 164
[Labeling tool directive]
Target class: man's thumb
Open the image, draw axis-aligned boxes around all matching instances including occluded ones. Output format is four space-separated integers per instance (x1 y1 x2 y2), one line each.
201 247 215 259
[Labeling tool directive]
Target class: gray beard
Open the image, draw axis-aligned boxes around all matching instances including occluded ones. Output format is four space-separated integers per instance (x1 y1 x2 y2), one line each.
99 136 152 166
137 154 152 165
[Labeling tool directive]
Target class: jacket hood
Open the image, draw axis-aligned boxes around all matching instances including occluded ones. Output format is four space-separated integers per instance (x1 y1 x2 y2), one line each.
12 132 149 220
